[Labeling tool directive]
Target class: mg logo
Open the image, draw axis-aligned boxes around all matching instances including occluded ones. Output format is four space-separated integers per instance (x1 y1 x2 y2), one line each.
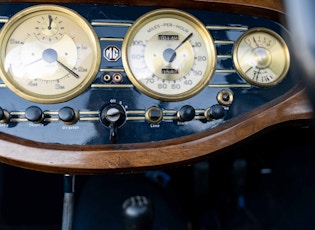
104 45 121 62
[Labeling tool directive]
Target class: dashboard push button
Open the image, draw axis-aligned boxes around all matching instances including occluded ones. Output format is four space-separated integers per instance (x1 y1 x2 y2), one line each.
59 107 79 125
25 106 44 123
177 105 195 122
205 104 225 120
145 106 163 124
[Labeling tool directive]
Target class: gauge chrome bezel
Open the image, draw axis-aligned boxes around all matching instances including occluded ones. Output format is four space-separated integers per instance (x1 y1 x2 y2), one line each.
0 4 101 103
233 27 290 87
122 8 216 101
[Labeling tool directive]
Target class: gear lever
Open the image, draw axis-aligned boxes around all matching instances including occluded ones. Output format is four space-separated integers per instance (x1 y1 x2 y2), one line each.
122 195 154 230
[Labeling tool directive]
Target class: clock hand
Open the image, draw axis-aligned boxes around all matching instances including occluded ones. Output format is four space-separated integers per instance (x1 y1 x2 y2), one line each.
57 60 79 78
48 15 53 30
24 58 43 67
42 48 79 78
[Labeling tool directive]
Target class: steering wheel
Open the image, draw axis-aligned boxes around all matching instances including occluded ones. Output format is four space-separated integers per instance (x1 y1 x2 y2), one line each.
284 0 315 111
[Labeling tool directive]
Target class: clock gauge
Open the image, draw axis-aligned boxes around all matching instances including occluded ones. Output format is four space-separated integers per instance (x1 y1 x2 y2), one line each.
0 5 101 103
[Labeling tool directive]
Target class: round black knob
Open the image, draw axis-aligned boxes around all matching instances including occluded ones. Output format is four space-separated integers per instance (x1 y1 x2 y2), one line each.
0 107 3 120
59 107 78 124
0 107 9 123
205 104 225 120
122 195 154 230
177 105 195 122
25 106 44 123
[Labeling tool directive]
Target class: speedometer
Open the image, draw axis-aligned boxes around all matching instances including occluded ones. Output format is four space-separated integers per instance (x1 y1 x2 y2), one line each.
0 5 101 103
122 9 216 101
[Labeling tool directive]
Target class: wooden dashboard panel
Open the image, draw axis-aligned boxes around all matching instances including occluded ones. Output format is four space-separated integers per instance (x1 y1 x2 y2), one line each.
0 0 312 174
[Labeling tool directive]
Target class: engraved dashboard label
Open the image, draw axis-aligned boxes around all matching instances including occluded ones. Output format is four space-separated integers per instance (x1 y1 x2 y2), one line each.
29 123 44 127
62 125 79 130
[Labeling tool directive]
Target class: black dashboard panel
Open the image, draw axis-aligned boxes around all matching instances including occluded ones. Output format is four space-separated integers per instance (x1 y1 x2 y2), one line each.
0 2 297 146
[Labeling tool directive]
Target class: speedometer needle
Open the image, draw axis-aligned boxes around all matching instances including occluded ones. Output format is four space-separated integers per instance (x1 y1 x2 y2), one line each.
168 32 193 63
175 32 193 51
57 60 79 78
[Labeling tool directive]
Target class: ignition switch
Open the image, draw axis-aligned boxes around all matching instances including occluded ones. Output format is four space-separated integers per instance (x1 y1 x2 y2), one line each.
100 103 126 143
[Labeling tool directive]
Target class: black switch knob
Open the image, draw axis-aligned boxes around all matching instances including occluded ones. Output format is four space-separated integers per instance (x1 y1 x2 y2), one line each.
25 106 44 123
177 105 195 122
122 195 154 230
0 107 4 120
101 104 126 126
59 107 78 124
100 103 126 143
205 104 225 120
0 107 9 123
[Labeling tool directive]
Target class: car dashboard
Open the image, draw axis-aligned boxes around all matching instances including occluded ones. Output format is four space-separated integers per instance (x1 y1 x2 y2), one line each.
0 0 312 174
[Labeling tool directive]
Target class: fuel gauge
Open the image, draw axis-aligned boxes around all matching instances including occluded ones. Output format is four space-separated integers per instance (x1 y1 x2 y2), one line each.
233 28 290 87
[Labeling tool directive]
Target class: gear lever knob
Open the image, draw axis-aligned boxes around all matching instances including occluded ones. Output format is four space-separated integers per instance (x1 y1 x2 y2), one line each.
122 195 154 230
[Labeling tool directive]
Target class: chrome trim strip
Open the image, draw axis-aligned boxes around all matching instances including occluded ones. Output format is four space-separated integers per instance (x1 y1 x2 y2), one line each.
214 40 235 44
100 37 124 41
206 25 248 30
91 84 133 88
91 21 132 27
208 84 251 88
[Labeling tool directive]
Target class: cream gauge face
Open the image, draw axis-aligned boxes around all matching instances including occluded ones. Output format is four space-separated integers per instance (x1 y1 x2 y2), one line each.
122 9 216 101
0 5 101 103
233 28 290 87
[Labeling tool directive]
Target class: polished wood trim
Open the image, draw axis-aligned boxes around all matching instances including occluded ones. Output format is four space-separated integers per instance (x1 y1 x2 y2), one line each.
2 0 283 9
0 0 312 174
1 0 284 19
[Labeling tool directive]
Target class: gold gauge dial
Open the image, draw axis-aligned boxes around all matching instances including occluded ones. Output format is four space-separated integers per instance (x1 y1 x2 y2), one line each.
0 5 101 103
122 9 216 101
233 28 290 87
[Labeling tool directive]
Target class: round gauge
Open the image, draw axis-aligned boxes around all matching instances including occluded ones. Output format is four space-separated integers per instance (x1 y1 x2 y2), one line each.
0 5 101 103
122 9 216 101
233 28 290 87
